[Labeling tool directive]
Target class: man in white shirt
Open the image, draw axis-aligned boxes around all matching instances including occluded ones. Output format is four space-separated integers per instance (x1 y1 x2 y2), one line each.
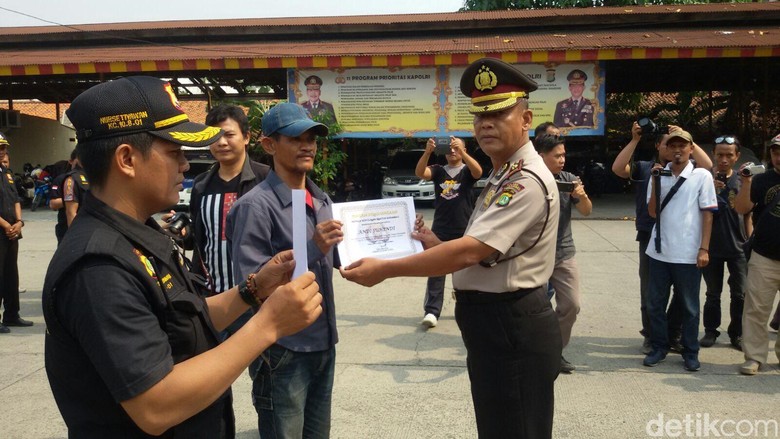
643 128 717 372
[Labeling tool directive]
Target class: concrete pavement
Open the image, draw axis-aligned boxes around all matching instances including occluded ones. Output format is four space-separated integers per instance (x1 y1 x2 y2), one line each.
1 198 778 438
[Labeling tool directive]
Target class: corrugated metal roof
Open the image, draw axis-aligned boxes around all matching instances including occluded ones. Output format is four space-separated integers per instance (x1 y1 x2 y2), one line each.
2 3 777 35
1 28 777 66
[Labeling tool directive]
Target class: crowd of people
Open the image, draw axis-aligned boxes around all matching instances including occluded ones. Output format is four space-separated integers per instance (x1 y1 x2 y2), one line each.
0 57 777 438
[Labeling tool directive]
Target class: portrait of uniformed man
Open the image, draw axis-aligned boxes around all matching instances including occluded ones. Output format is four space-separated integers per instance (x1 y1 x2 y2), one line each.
553 69 594 128
301 74 337 123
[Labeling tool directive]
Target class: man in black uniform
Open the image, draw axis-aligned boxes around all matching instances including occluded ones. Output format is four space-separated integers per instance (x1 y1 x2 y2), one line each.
42 76 322 437
61 156 89 227
0 135 31 333
49 149 78 244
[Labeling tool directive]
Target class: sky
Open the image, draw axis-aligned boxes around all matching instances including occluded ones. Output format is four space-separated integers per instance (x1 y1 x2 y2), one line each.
0 0 466 27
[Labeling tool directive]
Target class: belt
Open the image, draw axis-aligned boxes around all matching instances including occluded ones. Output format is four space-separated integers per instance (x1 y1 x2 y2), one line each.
454 286 544 304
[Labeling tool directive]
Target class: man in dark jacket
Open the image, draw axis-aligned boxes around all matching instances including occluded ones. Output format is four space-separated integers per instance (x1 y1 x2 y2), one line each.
188 104 270 337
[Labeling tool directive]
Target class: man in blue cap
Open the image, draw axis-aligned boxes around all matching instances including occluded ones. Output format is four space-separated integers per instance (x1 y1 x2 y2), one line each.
227 102 343 438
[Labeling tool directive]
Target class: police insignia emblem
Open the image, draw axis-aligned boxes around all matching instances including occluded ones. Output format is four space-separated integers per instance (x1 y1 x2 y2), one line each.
133 248 157 279
494 162 509 180
500 181 525 194
505 160 524 179
482 187 496 210
496 192 513 207
475 65 498 91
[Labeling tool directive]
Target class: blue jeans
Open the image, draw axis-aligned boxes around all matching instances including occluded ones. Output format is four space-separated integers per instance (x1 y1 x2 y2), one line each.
647 258 701 359
249 345 335 439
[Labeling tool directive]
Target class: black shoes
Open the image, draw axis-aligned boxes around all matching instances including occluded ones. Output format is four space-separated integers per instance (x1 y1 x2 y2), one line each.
699 333 717 348
668 336 684 354
643 350 667 367
3 317 33 327
683 356 701 372
560 357 576 374
730 336 742 351
0 324 9 334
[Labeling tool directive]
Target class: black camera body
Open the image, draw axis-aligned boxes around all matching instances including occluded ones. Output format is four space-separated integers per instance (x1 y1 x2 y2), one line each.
434 137 451 155
167 212 191 235
637 117 669 138
716 172 728 184
651 168 673 177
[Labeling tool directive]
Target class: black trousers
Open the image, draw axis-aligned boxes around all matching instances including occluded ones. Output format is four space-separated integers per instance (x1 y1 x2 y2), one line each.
701 254 746 338
455 287 562 439
0 237 20 321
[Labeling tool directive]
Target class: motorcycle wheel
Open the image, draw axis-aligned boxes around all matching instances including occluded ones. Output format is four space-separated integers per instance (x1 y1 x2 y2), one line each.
31 194 41 211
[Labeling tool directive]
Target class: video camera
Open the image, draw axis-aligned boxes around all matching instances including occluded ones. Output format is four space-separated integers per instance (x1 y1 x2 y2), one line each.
167 212 191 235
637 117 669 138
650 168 673 177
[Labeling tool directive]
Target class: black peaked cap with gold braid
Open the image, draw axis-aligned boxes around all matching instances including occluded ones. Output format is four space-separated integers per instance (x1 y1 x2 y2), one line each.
460 58 539 115
66 76 223 148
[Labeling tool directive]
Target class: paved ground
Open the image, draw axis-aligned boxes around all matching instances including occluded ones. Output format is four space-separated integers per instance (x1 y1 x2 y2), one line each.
2 194 778 438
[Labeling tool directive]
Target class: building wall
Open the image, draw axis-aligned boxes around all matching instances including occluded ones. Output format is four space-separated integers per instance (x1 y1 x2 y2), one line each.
2 114 76 170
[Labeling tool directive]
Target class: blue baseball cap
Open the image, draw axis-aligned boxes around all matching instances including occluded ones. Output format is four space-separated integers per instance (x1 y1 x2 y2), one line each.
262 103 328 137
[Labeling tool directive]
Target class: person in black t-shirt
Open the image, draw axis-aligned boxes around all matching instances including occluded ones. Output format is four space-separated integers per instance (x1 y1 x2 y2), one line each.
700 136 751 350
734 135 780 375
414 136 482 328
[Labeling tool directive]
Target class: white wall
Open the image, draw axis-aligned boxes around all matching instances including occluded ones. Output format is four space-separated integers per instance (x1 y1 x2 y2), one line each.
2 114 76 171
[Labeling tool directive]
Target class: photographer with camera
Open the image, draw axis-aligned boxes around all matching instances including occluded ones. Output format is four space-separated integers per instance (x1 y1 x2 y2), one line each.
612 121 712 354
642 128 717 372
536 133 591 374
699 136 751 351
414 136 482 328
733 134 780 375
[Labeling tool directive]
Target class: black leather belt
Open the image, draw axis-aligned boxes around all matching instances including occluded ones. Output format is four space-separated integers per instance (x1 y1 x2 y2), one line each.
454 286 544 304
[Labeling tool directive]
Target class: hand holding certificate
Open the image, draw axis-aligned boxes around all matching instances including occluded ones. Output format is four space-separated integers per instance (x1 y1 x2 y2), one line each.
332 197 423 267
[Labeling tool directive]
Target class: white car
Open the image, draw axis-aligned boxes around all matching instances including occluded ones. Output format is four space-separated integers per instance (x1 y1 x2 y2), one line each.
176 158 216 210
381 150 436 202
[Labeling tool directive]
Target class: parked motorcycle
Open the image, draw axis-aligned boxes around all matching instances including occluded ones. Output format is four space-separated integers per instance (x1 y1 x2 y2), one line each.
31 176 52 211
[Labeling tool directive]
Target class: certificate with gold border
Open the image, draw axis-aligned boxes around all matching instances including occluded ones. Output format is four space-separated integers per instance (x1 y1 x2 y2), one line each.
332 197 423 267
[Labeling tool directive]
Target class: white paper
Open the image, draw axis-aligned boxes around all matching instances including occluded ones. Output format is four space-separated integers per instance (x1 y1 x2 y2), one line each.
291 189 308 279
332 197 423 267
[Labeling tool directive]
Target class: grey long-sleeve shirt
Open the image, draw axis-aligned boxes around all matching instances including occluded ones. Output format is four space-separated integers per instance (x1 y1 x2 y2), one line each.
226 170 338 352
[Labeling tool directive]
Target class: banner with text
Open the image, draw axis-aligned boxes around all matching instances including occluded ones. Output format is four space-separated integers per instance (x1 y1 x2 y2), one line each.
289 62 604 138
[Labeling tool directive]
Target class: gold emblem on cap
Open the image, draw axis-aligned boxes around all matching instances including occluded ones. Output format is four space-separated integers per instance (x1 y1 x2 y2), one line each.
475 66 498 92
168 126 222 143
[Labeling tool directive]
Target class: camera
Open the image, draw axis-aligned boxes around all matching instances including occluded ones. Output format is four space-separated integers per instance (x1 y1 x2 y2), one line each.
637 117 669 138
651 168 673 177
556 181 575 193
715 172 728 184
167 212 191 235
740 163 766 177
434 137 451 155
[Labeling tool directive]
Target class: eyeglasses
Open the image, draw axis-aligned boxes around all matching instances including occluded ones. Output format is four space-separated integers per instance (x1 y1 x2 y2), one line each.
715 136 737 145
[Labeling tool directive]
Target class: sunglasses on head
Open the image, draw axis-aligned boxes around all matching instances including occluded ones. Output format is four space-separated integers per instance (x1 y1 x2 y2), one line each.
715 136 737 145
